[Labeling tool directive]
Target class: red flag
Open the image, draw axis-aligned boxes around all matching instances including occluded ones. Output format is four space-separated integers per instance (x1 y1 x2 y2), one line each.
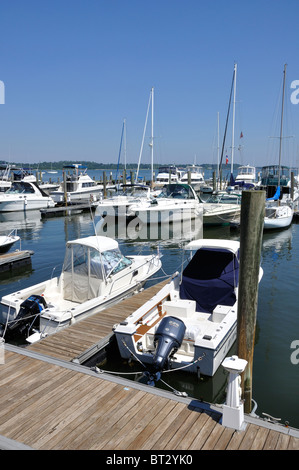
226 156 228 165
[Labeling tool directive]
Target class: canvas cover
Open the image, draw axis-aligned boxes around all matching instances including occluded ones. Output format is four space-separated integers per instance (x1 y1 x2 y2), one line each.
62 242 132 303
180 247 239 313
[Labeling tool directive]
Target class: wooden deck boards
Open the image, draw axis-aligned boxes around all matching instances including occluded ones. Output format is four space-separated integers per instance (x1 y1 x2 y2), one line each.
1 348 298 450
1 280 299 450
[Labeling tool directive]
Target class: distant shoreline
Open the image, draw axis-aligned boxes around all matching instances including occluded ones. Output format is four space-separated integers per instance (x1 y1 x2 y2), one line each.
0 160 243 171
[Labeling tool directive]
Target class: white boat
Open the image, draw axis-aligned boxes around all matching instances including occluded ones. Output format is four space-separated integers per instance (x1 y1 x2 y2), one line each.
0 229 20 253
114 239 263 378
154 165 182 187
96 184 152 218
127 183 203 224
201 194 241 226
0 181 55 212
180 165 205 191
50 164 102 203
235 165 256 186
264 203 293 230
0 236 162 342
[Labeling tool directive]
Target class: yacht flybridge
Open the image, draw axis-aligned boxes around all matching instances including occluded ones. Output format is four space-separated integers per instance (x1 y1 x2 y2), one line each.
0 236 162 342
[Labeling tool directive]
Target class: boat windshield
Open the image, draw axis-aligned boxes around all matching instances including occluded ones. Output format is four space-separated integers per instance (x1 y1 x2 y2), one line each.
205 194 241 204
157 184 195 199
6 182 35 194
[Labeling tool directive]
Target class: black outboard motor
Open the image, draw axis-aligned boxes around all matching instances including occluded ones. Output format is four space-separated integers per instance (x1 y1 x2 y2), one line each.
1 295 47 339
152 316 186 372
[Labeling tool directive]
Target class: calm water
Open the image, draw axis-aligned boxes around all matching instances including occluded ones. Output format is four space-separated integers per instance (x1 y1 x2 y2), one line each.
0 168 298 429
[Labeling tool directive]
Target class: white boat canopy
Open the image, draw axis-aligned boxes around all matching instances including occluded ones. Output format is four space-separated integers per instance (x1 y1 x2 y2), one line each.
184 239 240 254
62 236 132 303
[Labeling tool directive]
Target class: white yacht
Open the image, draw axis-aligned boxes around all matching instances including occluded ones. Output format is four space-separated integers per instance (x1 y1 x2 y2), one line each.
235 165 256 186
201 193 241 226
180 165 205 191
96 184 152 218
50 164 102 203
154 165 182 187
0 236 162 342
127 183 203 224
0 181 55 212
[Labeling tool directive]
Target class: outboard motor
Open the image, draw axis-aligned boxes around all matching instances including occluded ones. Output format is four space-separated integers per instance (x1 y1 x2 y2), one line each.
2 295 47 339
152 316 186 372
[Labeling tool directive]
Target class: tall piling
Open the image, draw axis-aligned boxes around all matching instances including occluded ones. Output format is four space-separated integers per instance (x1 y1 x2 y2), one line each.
237 190 265 413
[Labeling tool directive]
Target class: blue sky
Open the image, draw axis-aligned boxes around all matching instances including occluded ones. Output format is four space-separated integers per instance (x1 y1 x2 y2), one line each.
1 0 299 168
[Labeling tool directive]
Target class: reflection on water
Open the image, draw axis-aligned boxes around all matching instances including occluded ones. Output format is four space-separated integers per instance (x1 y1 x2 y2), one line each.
94 214 203 245
0 210 44 241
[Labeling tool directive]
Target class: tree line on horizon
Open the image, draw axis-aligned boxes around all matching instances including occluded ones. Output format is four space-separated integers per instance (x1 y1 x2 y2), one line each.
0 160 242 171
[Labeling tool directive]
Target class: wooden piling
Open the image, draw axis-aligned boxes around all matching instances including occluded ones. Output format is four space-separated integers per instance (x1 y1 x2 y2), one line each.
103 171 107 198
237 190 265 413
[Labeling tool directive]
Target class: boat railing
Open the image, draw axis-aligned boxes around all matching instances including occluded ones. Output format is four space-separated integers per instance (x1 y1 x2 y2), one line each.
106 254 160 295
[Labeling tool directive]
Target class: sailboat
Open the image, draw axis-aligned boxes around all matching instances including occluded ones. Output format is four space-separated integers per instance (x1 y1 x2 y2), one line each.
264 64 294 230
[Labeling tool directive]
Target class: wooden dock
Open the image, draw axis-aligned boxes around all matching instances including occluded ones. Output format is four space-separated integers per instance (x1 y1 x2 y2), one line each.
1 280 299 450
40 201 98 218
0 249 34 274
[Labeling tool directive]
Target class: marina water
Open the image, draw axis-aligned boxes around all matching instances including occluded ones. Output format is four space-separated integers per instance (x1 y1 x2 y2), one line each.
0 168 298 429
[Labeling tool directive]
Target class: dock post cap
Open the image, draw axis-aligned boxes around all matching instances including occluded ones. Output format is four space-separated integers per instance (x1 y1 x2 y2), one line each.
222 355 248 374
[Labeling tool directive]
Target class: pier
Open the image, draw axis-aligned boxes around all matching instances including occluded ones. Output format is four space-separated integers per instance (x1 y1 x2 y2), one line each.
0 250 34 274
40 201 98 218
0 280 299 450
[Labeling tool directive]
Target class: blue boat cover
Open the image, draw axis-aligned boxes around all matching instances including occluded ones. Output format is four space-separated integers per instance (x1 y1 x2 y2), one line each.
266 186 280 201
180 247 239 313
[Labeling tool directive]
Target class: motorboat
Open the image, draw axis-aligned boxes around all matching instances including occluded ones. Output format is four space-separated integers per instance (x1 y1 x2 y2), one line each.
96 184 152 218
114 239 263 379
127 183 203 224
0 236 162 342
235 165 256 186
154 165 182 187
180 165 205 191
201 193 241 226
0 180 55 212
50 164 102 203
0 229 20 253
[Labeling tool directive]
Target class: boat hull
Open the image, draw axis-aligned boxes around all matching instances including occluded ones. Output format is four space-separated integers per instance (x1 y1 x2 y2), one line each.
0 197 55 212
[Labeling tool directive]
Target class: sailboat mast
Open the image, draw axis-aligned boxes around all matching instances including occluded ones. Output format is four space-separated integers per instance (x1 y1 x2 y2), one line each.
150 87 154 187
278 64 287 189
217 111 220 183
231 63 237 175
